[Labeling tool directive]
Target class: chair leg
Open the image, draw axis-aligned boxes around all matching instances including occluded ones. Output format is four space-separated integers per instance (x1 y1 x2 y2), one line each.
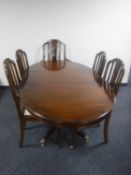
19 120 25 147
104 114 111 143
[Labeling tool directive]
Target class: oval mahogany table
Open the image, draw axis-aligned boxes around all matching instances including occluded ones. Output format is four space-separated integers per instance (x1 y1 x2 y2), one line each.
20 60 115 148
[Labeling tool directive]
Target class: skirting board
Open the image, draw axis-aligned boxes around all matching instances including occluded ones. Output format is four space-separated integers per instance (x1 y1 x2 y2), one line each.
121 83 128 86
0 83 128 89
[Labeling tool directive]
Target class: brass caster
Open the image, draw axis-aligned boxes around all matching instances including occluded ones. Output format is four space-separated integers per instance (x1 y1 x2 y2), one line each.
69 145 75 149
85 135 89 143
40 138 46 147
40 143 46 147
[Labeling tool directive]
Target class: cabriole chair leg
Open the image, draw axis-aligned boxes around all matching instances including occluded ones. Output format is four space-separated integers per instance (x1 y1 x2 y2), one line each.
104 114 111 143
19 121 25 147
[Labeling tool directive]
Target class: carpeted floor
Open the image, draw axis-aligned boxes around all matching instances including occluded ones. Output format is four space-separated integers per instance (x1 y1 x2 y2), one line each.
0 74 131 175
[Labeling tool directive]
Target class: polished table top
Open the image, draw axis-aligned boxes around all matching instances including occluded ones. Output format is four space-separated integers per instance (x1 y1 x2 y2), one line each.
20 60 114 128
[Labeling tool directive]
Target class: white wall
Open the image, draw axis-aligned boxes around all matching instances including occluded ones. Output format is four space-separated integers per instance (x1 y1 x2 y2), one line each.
0 0 131 85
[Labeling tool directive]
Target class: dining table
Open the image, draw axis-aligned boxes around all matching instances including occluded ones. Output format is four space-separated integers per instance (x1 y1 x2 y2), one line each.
20 59 115 148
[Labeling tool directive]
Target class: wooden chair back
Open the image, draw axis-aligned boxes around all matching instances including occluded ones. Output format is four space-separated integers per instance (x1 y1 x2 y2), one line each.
16 49 29 78
43 39 66 61
4 58 24 116
93 51 106 77
103 58 125 94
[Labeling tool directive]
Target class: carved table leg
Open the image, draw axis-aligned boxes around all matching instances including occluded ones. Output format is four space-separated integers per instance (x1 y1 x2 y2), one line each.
40 127 56 147
75 129 89 143
56 128 62 147
69 129 75 149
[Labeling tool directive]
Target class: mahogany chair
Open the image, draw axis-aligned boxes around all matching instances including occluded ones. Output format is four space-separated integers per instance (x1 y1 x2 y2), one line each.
4 58 39 147
93 51 106 77
103 58 125 95
92 58 124 144
43 39 66 61
16 49 29 80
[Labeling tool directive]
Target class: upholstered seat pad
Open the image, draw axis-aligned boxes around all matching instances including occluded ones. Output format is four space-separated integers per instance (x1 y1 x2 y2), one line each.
24 109 31 115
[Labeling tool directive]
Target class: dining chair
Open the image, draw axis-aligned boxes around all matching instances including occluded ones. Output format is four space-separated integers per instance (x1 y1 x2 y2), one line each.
92 51 106 77
100 58 125 143
4 58 39 147
91 58 125 139
103 58 125 95
91 58 125 144
16 49 29 80
43 39 66 61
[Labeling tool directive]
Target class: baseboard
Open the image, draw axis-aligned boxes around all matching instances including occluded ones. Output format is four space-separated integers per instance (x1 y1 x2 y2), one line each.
0 83 128 89
121 83 128 86
0 86 9 89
